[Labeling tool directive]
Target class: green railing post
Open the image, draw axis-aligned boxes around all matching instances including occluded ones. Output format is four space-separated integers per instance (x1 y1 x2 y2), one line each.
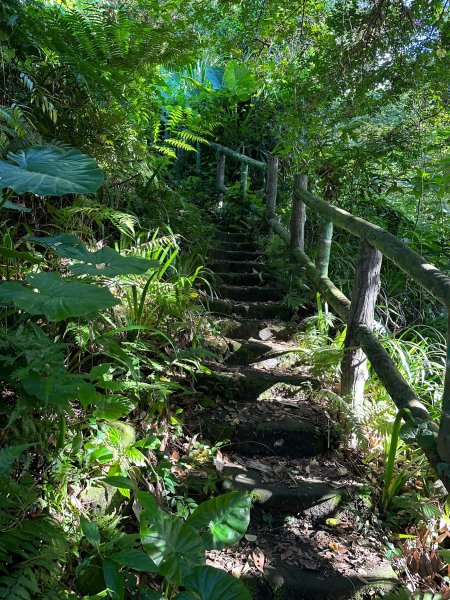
196 141 201 174
216 151 226 206
266 155 278 230
341 239 382 420
240 161 249 198
316 220 333 278
290 174 307 252
437 313 450 466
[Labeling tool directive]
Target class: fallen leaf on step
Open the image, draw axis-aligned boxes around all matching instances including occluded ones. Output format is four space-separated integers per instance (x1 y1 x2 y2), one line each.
252 548 265 572
246 458 273 474
329 541 348 554
215 449 223 473
245 534 257 542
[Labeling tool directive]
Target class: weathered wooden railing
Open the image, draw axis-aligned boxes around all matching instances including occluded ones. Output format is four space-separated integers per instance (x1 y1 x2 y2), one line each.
209 142 450 493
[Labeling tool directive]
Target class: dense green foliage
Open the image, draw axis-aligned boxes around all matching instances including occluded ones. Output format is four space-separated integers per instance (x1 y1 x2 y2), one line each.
0 0 449 598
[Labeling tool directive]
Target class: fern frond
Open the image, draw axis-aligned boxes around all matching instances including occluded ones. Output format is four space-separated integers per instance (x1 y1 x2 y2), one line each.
165 137 196 152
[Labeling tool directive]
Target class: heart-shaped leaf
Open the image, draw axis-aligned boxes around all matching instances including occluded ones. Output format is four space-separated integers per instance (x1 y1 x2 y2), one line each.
186 492 251 550
112 549 157 572
0 272 119 321
140 508 205 585
0 146 104 195
30 234 157 276
175 566 251 600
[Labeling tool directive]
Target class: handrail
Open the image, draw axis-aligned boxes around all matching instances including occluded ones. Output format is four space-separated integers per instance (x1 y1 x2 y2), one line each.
210 142 267 170
295 187 450 310
207 141 450 492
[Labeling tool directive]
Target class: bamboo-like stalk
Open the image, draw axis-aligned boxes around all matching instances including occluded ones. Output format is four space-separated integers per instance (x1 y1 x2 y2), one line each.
315 220 333 278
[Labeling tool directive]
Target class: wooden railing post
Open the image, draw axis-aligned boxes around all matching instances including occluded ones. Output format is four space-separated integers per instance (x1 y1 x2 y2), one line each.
438 314 450 465
341 239 383 412
196 141 201 174
240 161 248 198
266 155 278 225
216 151 226 207
291 174 307 252
316 220 333 278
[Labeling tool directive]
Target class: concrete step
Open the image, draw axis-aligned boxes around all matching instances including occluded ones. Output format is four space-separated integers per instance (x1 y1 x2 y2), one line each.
194 366 318 401
215 231 250 242
219 319 299 342
258 562 398 599
212 249 261 261
221 463 343 516
211 260 266 274
201 414 330 458
218 240 257 252
218 285 283 302
209 298 291 319
215 272 265 286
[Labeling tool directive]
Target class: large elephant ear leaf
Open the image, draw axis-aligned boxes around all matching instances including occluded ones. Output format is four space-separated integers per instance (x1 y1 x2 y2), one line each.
0 272 119 321
186 492 251 550
140 508 205 586
30 234 158 276
175 566 251 600
0 145 104 196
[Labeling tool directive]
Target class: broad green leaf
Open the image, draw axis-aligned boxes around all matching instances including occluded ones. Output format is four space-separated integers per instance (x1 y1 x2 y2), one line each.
103 558 125 600
186 492 251 550
0 444 30 473
0 272 119 321
439 549 450 563
80 515 101 549
30 234 158 276
137 491 158 514
0 146 104 196
223 61 260 100
140 508 205 585
93 395 134 420
139 590 164 600
2 200 31 212
0 246 41 263
112 549 157 572
102 476 136 491
175 566 251 600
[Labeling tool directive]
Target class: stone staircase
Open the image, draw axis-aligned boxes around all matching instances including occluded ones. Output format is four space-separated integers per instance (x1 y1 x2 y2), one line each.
189 226 398 599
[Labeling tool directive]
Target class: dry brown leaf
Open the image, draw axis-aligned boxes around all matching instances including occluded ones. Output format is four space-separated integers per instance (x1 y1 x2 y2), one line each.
252 548 266 573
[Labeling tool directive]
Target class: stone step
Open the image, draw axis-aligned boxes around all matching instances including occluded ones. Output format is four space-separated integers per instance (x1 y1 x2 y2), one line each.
219 319 298 342
221 464 343 516
218 240 257 252
218 285 283 302
215 272 265 286
211 260 266 274
209 298 291 319
201 414 329 458
194 366 318 401
257 563 398 599
212 249 261 261
215 231 250 242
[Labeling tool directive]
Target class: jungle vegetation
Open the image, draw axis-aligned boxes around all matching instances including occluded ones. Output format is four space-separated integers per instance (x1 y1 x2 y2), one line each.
0 0 449 598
